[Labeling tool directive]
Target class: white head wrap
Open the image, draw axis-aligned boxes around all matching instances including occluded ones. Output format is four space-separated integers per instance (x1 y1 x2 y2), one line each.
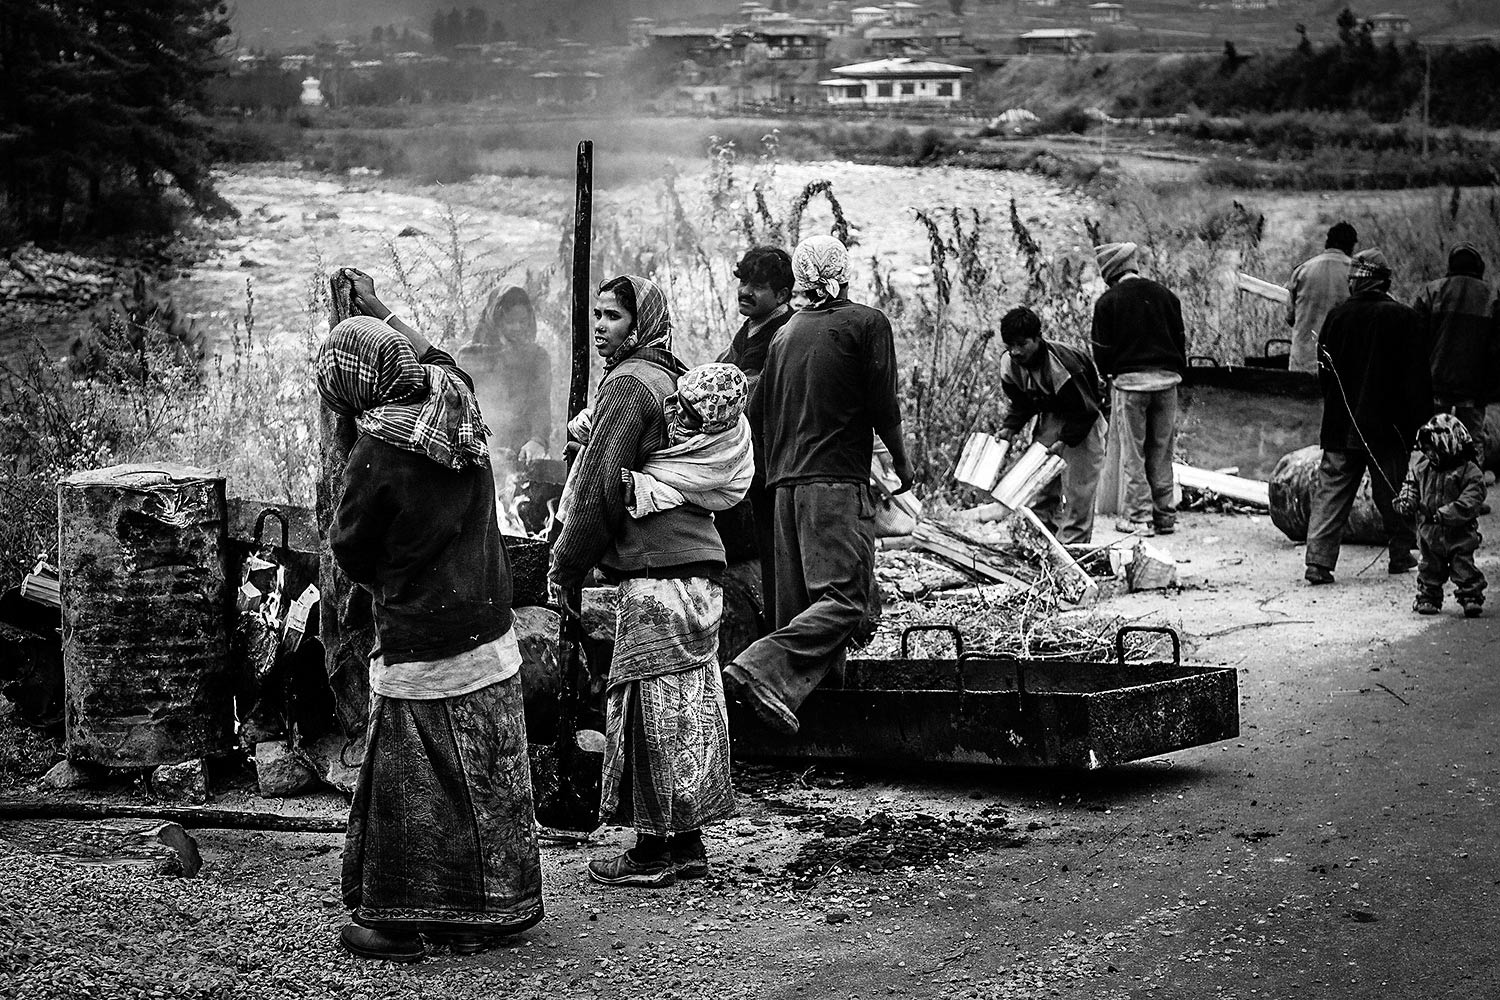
791 235 850 302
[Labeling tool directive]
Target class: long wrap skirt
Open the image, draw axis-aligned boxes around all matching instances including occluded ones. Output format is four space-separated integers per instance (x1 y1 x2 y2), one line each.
342 673 544 934
598 577 735 837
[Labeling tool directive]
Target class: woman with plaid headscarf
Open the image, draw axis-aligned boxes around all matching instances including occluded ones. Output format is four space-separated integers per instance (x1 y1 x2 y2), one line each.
318 269 542 962
550 275 738 889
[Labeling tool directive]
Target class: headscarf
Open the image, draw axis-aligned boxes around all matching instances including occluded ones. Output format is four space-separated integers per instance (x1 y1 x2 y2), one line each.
603 274 673 370
666 362 749 445
1094 241 1139 283
791 235 850 303
316 316 490 471
1416 412 1476 468
475 284 537 346
1348 247 1392 296
1448 242 1485 279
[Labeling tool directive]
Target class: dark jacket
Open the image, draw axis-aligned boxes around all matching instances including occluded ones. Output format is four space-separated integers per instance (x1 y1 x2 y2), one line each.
330 352 513 665
1412 247 1498 403
549 347 726 589
1090 276 1187 379
999 341 1107 448
1317 291 1432 454
1396 453 1487 527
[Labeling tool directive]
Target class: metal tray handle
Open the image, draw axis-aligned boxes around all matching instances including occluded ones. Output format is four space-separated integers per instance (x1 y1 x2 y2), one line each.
252 508 289 553
958 650 1025 711
1187 354 1219 368
1115 625 1181 667
1262 337 1292 357
900 624 965 660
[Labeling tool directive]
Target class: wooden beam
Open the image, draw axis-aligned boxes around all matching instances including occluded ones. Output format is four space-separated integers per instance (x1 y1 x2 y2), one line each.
911 523 1032 591
1236 271 1290 304
1173 462 1270 507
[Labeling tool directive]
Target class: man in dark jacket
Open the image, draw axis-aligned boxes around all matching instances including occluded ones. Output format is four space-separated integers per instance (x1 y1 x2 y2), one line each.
1090 241 1187 535
997 306 1108 544
715 246 795 614
1413 242 1498 457
1304 249 1431 585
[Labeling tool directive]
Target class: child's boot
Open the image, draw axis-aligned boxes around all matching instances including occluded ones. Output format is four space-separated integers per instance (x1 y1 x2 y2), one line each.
1461 601 1483 618
1414 596 1441 616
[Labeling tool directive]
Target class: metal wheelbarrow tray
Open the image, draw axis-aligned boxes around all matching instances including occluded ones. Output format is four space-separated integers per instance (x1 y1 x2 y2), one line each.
731 626 1239 769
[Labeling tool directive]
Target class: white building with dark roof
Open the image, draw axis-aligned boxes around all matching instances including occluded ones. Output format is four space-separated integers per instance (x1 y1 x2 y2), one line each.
819 56 971 104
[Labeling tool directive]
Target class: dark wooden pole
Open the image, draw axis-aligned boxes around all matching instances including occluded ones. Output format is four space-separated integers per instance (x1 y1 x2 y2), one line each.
568 140 594 422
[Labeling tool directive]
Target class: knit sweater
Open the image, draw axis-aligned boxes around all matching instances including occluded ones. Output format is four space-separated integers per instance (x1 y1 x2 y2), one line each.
1090 275 1188 379
549 347 726 589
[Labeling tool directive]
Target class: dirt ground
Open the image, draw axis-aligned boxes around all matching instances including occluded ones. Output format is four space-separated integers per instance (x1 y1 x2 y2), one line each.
3 506 1497 999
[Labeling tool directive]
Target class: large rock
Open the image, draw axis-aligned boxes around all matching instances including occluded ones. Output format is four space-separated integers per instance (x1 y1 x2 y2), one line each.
304 733 363 795
41 759 94 790
254 740 316 797
149 758 208 804
1268 445 1390 545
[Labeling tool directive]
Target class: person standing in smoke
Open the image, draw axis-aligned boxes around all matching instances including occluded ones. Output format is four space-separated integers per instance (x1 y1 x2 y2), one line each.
458 285 554 464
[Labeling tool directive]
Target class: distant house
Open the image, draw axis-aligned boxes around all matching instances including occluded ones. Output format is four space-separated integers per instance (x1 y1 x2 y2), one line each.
1088 2 1123 24
885 1 927 26
531 70 602 104
851 5 890 27
754 24 830 59
799 15 857 37
1368 12 1411 36
865 24 965 56
628 17 657 46
649 25 728 61
1018 27 1095 54
819 57 971 104
1229 0 1278 9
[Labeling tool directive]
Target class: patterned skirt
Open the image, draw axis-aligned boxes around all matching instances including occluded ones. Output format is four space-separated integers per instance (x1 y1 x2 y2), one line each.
342 673 544 934
599 577 735 837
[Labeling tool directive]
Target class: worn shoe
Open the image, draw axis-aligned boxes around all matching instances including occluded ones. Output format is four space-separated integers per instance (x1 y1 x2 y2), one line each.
669 836 710 879
1388 552 1418 574
1462 603 1484 618
425 931 495 955
1153 521 1176 536
1304 566 1335 586
1115 519 1152 535
588 850 676 888
340 924 425 963
724 663 800 735
1414 598 1441 616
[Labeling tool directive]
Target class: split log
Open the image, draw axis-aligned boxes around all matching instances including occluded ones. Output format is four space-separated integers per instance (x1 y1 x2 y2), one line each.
1009 508 1098 605
1173 462 1270 507
58 464 235 768
911 523 1031 591
1268 445 1389 544
1236 272 1290 304
315 272 373 738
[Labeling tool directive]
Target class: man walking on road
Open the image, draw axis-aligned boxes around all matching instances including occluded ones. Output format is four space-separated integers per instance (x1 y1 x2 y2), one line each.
1304 248 1431 585
1090 241 1187 536
724 234 912 735
1286 222 1356 374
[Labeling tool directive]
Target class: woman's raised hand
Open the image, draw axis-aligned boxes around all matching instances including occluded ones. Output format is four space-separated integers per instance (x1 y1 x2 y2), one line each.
343 268 387 319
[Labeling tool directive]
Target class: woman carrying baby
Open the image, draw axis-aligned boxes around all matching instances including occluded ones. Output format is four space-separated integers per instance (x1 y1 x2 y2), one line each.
548 275 750 888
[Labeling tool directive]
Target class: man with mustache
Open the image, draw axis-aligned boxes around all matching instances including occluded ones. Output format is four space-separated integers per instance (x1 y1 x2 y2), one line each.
715 247 796 620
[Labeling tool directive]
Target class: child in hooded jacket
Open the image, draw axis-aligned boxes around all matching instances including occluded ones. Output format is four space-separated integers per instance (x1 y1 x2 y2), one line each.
1394 413 1488 617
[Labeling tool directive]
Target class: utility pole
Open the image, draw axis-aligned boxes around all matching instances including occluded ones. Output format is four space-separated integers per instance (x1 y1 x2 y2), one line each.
1421 42 1431 160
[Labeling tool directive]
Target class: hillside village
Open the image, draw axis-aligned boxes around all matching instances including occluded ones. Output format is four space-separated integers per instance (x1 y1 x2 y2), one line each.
220 0 1468 116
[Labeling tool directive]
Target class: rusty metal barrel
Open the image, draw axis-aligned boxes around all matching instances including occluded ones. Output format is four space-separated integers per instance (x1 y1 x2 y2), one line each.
1268 445 1392 545
59 464 235 767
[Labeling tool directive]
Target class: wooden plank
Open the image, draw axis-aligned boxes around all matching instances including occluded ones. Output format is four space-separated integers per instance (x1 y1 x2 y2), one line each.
1236 271 1290 304
1173 462 1270 507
